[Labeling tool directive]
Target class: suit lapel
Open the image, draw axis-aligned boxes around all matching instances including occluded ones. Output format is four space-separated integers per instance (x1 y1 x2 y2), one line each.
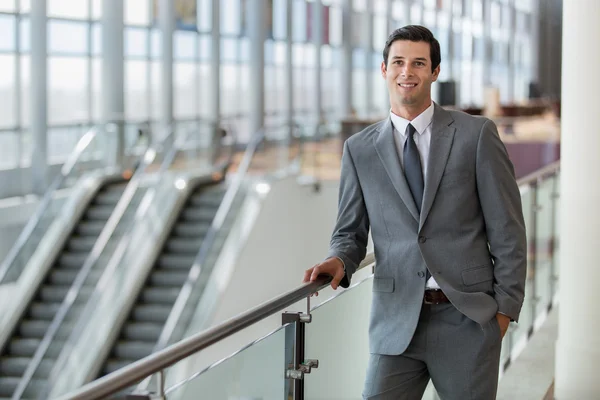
419 104 456 231
374 118 420 223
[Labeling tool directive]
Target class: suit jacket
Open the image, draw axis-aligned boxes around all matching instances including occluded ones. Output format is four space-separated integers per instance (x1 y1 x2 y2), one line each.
327 103 527 355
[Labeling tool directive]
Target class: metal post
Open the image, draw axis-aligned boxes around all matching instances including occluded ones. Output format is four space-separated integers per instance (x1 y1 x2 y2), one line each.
529 183 538 338
285 0 294 139
211 0 221 158
102 0 125 167
313 0 323 132
507 0 516 102
248 0 266 134
30 0 48 195
365 1 374 117
340 0 353 117
482 0 492 86
159 0 174 136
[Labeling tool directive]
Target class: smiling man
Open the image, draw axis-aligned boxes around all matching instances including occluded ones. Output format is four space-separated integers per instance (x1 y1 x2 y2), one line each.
304 26 527 399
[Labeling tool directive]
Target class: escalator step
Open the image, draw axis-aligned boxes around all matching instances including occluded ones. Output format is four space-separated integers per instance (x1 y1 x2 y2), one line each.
75 221 105 236
38 285 92 303
180 208 218 222
172 222 210 238
103 359 133 375
148 270 189 287
85 205 115 220
122 322 163 342
95 191 123 205
58 252 88 269
66 236 97 252
140 287 180 305
0 377 45 397
164 238 203 254
131 304 172 323
189 194 223 207
0 357 54 378
157 254 196 270
7 339 62 359
113 341 154 360
29 302 60 321
18 320 72 339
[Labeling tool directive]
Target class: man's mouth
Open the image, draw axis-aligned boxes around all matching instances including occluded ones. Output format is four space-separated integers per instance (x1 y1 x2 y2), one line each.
398 83 417 88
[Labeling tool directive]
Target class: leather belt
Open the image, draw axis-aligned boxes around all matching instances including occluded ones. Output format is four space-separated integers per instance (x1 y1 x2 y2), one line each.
424 289 450 305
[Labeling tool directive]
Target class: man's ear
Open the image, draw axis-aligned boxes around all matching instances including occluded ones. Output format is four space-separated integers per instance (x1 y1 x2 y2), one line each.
432 65 440 82
381 61 387 79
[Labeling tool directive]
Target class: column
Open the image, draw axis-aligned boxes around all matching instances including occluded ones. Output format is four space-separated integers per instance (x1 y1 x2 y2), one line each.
555 1 600 398
340 0 353 117
529 0 540 88
210 0 221 156
102 0 125 166
30 0 48 195
365 2 374 117
159 0 174 135
482 0 492 85
285 0 294 139
248 0 266 134
385 0 393 109
313 0 324 130
506 0 516 102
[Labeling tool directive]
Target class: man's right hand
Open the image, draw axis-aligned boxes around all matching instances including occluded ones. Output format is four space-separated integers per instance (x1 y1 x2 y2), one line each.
303 257 346 293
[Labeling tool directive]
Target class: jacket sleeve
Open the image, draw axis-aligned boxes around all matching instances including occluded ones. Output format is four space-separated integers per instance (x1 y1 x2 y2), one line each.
475 119 527 321
326 140 370 288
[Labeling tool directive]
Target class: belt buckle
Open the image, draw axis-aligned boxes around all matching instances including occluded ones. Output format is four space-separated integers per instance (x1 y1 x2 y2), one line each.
424 289 441 305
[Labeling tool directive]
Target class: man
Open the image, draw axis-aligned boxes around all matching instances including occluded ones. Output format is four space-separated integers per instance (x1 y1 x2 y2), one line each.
303 25 526 399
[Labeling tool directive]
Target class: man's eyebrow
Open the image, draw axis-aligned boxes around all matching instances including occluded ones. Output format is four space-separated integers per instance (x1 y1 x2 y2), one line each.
390 56 428 62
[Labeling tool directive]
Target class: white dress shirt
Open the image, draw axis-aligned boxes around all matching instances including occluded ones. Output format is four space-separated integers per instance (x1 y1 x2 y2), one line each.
389 103 440 290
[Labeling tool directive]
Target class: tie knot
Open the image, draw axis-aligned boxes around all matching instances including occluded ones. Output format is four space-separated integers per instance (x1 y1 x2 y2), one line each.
406 123 416 138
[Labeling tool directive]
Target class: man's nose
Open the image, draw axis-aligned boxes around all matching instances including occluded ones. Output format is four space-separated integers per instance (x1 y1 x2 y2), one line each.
401 64 414 77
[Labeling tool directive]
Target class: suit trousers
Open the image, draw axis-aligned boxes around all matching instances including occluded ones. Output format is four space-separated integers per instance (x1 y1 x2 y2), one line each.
362 303 502 400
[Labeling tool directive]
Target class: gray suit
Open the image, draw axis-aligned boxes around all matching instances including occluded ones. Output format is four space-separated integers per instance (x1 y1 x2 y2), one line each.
328 104 527 399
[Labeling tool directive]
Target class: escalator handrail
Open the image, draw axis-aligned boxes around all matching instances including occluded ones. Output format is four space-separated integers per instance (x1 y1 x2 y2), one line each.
151 127 266 353
59 252 375 400
132 121 304 391
0 127 99 285
11 130 169 400
44 121 227 392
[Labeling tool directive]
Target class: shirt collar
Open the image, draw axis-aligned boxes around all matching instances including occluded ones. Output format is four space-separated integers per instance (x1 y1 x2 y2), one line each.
389 102 435 136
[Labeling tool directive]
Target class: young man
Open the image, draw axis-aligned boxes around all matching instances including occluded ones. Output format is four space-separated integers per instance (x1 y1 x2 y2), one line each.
303 25 526 399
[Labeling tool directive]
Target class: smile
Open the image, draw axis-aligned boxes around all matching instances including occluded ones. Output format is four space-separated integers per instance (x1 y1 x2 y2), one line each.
399 83 417 88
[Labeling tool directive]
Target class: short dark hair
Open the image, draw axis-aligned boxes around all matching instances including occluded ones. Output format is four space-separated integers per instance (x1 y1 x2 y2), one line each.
383 25 441 72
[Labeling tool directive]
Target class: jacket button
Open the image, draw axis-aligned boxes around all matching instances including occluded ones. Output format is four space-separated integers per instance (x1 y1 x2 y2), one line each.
418 271 425 278
418 236 427 243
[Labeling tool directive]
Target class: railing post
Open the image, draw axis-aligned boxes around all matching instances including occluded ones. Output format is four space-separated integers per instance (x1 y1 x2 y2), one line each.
549 173 559 309
282 297 318 400
529 182 538 338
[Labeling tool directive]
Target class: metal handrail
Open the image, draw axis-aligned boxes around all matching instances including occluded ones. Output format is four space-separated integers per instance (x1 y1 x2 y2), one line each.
0 127 99 285
11 135 160 399
59 253 376 400
42 125 182 391
516 160 561 187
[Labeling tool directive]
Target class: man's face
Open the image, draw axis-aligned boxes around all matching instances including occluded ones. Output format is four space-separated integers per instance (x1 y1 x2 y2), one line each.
381 40 440 108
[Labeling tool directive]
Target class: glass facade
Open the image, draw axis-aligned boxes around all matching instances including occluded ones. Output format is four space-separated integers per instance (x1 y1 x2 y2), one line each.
0 0 538 185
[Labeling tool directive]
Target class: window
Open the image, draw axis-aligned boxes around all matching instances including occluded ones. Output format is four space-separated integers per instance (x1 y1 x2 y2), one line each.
174 62 198 118
48 57 89 124
125 28 149 58
0 55 16 128
0 15 16 52
49 0 89 19
125 60 149 120
49 21 89 55
126 0 151 26
174 30 197 60
0 1 16 13
221 0 241 35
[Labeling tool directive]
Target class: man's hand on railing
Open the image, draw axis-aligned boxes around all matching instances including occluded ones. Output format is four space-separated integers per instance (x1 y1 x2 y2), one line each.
303 257 345 296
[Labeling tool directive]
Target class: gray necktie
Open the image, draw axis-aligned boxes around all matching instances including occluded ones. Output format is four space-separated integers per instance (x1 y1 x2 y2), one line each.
403 123 424 214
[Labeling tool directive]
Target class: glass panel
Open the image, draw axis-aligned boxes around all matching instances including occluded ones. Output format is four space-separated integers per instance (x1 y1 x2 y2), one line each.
49 0 89 19
0 131 19 169
221 0 241 35
198 34 210 60
92 0 103 20
92 23 102 56
0 15 16 52
535 178 555 316
92 58 102 121
0 54 16 128
20 54 30 127
165 326 293 399
19 0 30 13
553 174 560 295
0 0 16 12
48 57 89 124
198 63 212 119
174 62 198 118
305 276 373 398
49 20 89 54
20 17 30 53
197 0 211 32
125 27 149 58
174 30 197 60
510 187 534 348
125 60 149 120
126 0 151 26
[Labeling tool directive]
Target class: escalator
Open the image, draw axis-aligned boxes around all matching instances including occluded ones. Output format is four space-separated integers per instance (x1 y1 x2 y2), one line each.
0 180 128 399
99 181 227 376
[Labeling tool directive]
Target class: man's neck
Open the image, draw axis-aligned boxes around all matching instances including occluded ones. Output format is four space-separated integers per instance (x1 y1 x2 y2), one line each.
391 100 433 121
